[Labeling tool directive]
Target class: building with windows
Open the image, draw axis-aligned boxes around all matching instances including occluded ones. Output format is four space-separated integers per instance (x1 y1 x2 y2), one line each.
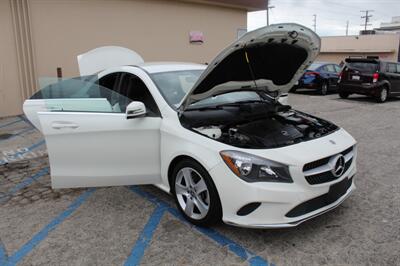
0 0 265 117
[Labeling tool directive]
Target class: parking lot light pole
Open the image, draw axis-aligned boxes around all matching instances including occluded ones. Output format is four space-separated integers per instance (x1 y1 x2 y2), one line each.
266 3 275 26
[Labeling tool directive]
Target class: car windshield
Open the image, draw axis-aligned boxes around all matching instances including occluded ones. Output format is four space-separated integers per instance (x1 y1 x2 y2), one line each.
308 62 324 71
151 70 203 107
151 70 276 110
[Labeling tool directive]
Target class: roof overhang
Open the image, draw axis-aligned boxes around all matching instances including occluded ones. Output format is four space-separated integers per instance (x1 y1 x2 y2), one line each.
180 0 267 11
320 49 395 54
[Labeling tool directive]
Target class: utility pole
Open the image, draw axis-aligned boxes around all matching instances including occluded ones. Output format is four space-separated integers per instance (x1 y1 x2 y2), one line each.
346 20 349 36
266 3 275 26
360 10 373 31
312 14 317 32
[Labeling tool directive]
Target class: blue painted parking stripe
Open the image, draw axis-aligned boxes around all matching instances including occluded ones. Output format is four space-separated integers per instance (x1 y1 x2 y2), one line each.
124 206 166 266
5 188 96 266
26 139 46 151
0 240 7 265
166 205 269 266
0 139 46 166
129 186 270 266
0 119 22 129
0 127 36 143
19 115 34 128
0 168 49 204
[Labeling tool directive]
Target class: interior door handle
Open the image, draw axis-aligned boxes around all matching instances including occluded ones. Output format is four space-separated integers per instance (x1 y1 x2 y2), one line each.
51 122 79 129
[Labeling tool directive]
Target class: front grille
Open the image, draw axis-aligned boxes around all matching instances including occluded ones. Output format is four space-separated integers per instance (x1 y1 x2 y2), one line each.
303 146 355 185
306 158 353 185
286 176 353 218
303 157 330 172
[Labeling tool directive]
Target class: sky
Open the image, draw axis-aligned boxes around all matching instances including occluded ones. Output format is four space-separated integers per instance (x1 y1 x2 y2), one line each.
248 0 400 36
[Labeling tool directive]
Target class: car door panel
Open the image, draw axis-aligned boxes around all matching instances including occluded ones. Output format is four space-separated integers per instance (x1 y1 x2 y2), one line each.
325 65 338 87
395 64 400 93
332 65 341 86
386 63 400 94
38 111 162 188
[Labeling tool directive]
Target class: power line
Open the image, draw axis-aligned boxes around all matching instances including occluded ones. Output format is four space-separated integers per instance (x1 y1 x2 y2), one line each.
312 14 317 32
360 10 373 31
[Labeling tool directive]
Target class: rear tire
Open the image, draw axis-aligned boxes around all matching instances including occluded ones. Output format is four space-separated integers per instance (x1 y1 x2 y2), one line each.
376 87 388 103
320 81 328 95
171 159 222 227
339 91 350 99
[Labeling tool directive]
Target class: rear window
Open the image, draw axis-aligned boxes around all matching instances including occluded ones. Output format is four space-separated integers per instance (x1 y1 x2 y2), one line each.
345 61 379 73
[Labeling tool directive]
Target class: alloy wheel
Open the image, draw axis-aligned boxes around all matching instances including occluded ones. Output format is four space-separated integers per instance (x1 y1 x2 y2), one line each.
381 88 388 102
321 82 328 95
175 167 210 220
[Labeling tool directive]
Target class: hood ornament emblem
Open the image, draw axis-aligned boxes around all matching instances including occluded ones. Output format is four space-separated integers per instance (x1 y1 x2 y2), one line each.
331 155 346 178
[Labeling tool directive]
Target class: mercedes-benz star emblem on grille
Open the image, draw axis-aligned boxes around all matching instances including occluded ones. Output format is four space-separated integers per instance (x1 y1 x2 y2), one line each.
332 155 346 177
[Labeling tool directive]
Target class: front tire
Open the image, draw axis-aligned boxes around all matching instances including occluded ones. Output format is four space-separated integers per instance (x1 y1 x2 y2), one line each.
339 91 350 99
172 159 222 226
320 81 329 95
376 87 388 103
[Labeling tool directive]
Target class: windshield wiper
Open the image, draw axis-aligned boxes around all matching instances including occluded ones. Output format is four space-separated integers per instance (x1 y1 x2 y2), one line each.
186 100 270 111
214 100 268 108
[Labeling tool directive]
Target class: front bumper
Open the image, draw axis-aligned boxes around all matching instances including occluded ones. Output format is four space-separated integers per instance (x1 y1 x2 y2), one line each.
229 179 355 228
209 133 357 228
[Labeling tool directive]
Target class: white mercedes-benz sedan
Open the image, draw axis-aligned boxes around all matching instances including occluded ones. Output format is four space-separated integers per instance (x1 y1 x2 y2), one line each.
23 24 357 228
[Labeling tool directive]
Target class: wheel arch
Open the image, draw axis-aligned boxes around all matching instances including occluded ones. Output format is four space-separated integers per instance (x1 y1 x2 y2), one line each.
168 155 204 193
381 80 391 92
166 154 222 196
167 154 223 225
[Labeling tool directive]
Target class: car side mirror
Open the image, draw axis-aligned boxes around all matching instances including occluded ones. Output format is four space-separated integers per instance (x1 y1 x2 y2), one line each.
126 101 146 119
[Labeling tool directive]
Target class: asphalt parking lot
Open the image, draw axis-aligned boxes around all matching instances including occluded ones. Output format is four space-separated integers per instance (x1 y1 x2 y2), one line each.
0 92 399 266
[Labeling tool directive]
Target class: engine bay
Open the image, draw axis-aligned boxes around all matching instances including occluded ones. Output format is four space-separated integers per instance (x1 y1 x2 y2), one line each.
180 102 338 149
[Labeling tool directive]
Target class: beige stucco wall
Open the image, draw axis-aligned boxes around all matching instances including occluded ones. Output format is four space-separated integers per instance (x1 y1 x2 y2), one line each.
317 34 400 64
0 1 23 117
29 0 246 78
0 0 246 117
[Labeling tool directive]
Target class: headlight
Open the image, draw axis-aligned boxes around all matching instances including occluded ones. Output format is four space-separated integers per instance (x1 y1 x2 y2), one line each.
220 150 293 183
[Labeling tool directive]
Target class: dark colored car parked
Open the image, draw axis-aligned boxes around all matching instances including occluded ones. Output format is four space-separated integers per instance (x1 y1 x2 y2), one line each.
291 62 341 95
338 58 400 103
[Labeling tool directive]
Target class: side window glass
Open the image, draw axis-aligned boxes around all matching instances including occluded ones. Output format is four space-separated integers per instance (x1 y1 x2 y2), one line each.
31 75 131 113
326 65 335 73
334 65 341 73
319 66 327 72
118 73 161 117
99 72 121 91
397 64 400 74
387 63 396 73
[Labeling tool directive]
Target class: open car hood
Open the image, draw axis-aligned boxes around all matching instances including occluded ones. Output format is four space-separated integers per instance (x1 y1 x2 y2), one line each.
180 23 320 111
